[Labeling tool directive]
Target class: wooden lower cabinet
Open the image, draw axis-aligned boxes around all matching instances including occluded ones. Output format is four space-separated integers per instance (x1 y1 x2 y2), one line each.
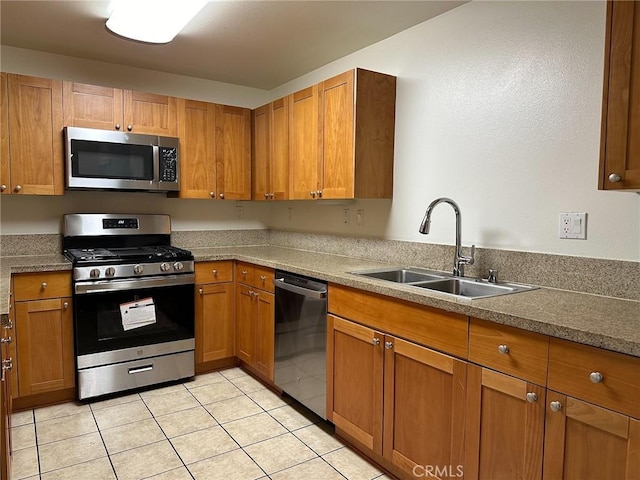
235 283 274 381
1 320 13 480
465 366 545 480
195 282 234 369
14 298 74 397
328 314 467 479
543 392 640 480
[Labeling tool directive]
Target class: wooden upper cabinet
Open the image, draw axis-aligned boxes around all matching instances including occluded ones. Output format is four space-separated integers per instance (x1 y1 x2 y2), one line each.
62 82 123 131
1 73 10 195
252 98 290 201
215 104 251 200
599 0 640 190
289 69 396 200
177 99 217 199
290 85 322 199
7 74 64 195
63 82 177 136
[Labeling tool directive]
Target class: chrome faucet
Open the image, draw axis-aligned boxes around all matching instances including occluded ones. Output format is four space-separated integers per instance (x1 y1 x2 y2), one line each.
419 197 475 277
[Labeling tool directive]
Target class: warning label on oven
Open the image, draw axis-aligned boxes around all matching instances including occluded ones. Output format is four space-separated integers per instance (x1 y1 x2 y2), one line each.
120 297 157 331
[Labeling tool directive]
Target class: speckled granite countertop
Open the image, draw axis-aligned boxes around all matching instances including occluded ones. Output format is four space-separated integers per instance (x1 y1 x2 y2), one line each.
2 246 638 357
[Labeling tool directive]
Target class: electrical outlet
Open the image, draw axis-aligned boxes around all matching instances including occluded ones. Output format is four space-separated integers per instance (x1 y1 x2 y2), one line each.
356 209 364 227
288 207 293 221
559 213 587 239
343 209 350 224
236 206 244 219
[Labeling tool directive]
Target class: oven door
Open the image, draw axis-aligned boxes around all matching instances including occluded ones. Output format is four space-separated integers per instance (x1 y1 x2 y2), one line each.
73 275 194 368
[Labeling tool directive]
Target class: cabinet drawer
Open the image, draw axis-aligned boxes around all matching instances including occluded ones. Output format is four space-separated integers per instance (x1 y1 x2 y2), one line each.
548 337 640 418
195 261 233 284
235 262 274 292
13 271 72 301
469 318 549 385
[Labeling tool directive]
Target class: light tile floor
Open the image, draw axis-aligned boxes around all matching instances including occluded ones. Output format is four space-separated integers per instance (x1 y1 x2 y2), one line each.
10 368 394 480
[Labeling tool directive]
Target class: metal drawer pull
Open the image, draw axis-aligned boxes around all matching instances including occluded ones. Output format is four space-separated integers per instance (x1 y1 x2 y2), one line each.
41 282 48 289
589 372 604 383
550 401 562 412
260 275 266 282
0 336 11 344
209 192 215 198
497 344 509 355
1 358 12 371
3 320 12 330
241 270 247 276
372 338 380 346
212 269 218 276
608 173 621 183
128 365 153 374
63 302 69 309
199 288 204 295
385 341 393 349
526 392 538 403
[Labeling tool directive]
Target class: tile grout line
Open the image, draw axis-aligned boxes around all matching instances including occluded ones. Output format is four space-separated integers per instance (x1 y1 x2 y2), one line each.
89 401 119 480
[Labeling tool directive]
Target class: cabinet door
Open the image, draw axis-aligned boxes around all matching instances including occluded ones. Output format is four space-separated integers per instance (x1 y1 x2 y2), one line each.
465 366 545 480
236 284 256 365
1 320 13 480
177 99 217 199
15 298 73 396
7 74 64 195
215 104 251 200
328 315 383 454
195 283 234 365
123 90 177 136
543 392 640 480
62 82 123 131
383 335 466 478
289 86 321 200
270 97 289 200
1 73 9 195
252 104 270 201
320 70 354 199
254 291 274 381
600 1 640 190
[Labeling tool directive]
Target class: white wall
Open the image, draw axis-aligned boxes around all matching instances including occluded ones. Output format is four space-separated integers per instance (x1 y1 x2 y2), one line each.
1 1 639 261
268 0 640 261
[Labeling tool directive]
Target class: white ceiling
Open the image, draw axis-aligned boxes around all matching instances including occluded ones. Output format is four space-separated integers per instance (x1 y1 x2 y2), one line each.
0 0 466 90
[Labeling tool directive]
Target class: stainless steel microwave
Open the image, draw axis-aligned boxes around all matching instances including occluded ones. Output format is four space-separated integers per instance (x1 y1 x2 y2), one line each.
64 127 180 192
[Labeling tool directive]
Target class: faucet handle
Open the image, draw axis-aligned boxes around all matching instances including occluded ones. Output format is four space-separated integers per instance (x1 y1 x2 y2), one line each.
461 245 475 265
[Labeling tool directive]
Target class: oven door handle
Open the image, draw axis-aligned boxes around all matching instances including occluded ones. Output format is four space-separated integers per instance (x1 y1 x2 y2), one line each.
75 274 195 295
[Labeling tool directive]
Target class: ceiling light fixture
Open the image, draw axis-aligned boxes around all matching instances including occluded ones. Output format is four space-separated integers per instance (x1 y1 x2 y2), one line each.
106 0 208 44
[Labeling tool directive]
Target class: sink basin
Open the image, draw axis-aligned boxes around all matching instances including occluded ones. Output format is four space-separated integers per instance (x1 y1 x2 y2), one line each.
414 277 535 299
350 267 446 284
350 267 535 299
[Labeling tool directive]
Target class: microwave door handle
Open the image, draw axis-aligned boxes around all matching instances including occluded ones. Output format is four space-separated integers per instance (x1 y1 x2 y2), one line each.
152 145 160 184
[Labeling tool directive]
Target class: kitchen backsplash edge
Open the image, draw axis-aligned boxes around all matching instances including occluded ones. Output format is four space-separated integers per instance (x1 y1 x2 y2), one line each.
1 229 637 300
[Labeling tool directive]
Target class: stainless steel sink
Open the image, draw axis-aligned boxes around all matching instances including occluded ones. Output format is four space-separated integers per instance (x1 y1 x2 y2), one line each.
350 267 536 299
413 277 534 299
349 267 447 284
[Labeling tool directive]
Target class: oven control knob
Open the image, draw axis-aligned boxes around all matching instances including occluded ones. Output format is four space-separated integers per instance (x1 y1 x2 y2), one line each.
90 268 100 278
133 264 144 275
160 262 170 272
173 262 184 271
105 267 116 277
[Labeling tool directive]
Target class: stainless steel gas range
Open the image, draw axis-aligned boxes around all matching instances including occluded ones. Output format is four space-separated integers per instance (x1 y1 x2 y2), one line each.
63 214 195 400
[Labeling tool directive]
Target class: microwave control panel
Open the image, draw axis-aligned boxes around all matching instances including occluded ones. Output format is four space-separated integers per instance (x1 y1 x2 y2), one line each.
159 147 178 183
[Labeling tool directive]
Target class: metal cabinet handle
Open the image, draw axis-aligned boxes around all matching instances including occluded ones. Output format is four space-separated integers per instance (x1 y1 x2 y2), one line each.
241 270 247 276
209 192 215 198
0 336 11 344
14 185 22 192
497 344 509 355
372 338 380 346
41 282 48 290
199 288 204 295
310 191 316 198
127 125 133 131
385 341 393 350
317 190 322 198
269 193 274 199
608 173 621 183
219 193 225 199
0 184 6 192
590 371 604 383
1 358 12 371
264 193 269 199
63 302 69 309
260 275 266 282
115 123 121 130
526 392 538 403
3 320 12 330
550 401 563 412
212 269 218 277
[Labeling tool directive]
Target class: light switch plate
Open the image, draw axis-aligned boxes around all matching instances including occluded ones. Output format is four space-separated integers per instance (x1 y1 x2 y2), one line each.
559 212 587 239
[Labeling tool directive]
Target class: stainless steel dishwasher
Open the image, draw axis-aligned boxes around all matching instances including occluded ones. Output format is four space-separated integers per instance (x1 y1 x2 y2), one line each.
274 270 328 419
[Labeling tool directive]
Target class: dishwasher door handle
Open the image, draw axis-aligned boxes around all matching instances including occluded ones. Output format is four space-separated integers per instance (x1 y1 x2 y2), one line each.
274 278 327 299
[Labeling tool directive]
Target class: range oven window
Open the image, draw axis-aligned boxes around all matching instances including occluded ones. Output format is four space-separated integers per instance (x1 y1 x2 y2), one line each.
71 140 153 180
74 281 194 356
